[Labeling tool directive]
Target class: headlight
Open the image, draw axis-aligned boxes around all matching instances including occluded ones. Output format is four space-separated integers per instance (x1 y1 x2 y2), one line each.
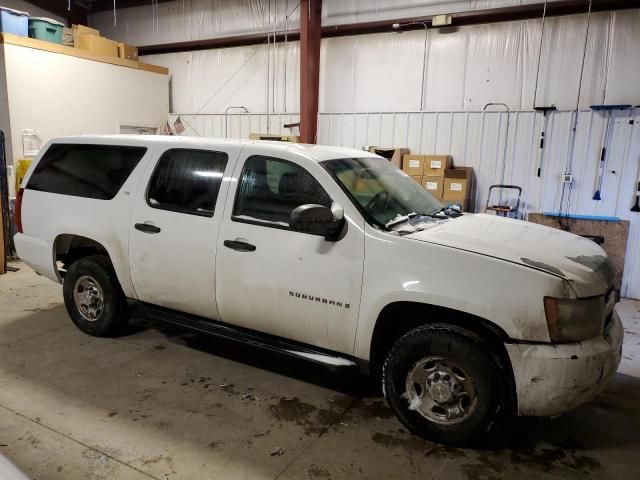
543 295 605 343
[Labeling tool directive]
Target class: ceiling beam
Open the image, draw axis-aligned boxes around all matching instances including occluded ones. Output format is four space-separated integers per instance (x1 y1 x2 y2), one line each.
24 0 88 26
138 0 640 56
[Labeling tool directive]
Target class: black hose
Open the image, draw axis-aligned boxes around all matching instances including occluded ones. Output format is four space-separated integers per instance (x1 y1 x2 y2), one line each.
0 131 15 260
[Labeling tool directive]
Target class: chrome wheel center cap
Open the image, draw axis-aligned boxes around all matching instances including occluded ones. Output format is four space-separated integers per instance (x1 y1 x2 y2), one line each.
428 383 452 403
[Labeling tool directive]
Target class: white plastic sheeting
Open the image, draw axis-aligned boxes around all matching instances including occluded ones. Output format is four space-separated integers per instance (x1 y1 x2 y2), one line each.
170 108 640 299
142 10 640 114
92 0 567 45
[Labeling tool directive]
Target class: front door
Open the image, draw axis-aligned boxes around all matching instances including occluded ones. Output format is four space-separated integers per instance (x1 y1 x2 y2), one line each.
129 146 238 319
215 148 365 355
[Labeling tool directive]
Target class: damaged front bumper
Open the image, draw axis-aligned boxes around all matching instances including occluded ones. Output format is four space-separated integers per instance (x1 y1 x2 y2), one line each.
505 308 623 417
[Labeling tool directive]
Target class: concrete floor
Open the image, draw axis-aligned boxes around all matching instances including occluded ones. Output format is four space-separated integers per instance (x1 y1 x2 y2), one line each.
1 262 640 480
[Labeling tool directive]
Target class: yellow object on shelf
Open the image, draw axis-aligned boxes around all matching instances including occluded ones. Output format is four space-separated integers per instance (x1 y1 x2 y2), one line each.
15 158 32 191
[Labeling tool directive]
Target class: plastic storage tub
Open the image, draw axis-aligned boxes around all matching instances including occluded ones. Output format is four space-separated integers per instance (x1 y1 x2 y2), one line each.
28 17 64 44
0 7 29 36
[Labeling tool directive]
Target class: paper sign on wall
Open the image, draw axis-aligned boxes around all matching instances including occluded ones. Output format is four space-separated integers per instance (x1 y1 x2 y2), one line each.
430 160 442 169
450 182 463 191
22 129 42 157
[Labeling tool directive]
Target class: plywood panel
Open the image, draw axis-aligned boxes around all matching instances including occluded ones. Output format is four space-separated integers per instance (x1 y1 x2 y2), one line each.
528 213 630 291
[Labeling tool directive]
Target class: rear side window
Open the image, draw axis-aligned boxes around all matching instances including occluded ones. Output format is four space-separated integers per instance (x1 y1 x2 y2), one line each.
147 148 228 217
26 143 147 200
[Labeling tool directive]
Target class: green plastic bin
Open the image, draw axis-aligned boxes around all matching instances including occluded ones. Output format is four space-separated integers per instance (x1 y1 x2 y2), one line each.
28 17 64 44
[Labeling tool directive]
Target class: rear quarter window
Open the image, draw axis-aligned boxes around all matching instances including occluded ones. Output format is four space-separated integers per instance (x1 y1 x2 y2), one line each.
26 143 147 200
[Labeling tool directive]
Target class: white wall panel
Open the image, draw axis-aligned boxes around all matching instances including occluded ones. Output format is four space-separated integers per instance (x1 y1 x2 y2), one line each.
144 39 299 113
605 10 640 105
352 31 424 111
535 13 611 110
464 22 529 110
141 10 639 116
423 28 467 111
319 36 357 112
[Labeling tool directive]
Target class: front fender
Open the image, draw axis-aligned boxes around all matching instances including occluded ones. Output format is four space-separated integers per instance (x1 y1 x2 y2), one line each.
354 226 563 359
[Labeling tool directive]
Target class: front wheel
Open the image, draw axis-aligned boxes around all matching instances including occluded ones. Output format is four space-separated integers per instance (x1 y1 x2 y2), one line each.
63 255 129 337
382 324 509 446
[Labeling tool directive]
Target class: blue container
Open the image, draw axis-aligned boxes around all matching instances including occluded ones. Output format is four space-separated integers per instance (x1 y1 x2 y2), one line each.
0 7 29 37
28 17 64 44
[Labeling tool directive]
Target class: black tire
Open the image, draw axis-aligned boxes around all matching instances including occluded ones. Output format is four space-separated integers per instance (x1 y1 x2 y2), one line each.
382 324 509 447
63 255 129 337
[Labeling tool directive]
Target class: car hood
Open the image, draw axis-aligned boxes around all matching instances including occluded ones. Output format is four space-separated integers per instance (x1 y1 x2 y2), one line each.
406 213 614 297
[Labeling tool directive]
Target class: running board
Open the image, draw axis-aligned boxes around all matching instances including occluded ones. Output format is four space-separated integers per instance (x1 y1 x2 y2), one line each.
132 303 363 372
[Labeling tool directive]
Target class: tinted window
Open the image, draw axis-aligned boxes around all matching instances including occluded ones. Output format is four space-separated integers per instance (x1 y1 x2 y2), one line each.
147 149 228 217
233 155 331 227
27 144 147 200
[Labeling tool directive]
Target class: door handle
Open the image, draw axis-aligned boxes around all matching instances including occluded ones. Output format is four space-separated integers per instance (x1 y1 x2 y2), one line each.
135 223 161 234
224 240 256 252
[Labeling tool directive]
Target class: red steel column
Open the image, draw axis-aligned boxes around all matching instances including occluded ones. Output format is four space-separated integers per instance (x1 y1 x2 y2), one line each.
300 0 322 144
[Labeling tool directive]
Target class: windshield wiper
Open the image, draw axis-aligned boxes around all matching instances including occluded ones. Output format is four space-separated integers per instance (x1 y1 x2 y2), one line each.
385 212 421 228
429 205 463 218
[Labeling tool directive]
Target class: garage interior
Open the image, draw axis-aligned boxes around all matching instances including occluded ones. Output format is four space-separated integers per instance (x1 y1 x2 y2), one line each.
0 0 640 479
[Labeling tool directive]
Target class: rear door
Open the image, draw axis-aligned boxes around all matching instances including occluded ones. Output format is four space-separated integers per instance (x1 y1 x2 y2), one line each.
129 145 240 319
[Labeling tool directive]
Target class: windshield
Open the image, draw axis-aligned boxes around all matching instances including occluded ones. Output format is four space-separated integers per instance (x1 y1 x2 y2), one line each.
321 157 443 228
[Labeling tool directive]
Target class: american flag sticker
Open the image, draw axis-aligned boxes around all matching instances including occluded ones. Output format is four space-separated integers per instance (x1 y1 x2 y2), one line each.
173 116 186 135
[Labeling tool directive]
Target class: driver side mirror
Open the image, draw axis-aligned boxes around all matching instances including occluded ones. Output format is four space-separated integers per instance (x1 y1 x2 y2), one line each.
289 203 346 241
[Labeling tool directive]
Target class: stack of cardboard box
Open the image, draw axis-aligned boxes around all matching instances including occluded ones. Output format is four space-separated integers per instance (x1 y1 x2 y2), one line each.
402 154 452 198
72 24 137 60
401 153 474 211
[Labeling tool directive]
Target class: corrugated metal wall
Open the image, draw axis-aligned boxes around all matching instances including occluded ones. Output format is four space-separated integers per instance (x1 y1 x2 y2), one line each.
170 109 640 299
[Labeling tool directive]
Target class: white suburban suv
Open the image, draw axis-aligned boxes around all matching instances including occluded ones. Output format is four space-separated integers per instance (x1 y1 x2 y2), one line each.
14 135 622 445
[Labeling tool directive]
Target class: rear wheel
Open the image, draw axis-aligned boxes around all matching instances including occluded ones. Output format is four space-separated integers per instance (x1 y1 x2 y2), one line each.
63 255 129 337
382 324 509 446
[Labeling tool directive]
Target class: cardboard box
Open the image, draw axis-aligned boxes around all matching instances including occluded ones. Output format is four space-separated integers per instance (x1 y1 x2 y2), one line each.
62 27 74 46
72 24 99 48
369 147 410 169
73 24 100 36
423 155 453 177
443 167 474 201
76 33 118 57
117 42 138 60
402 155 427 176
422 176 444 198
409 175 422 184
249 133 300 143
